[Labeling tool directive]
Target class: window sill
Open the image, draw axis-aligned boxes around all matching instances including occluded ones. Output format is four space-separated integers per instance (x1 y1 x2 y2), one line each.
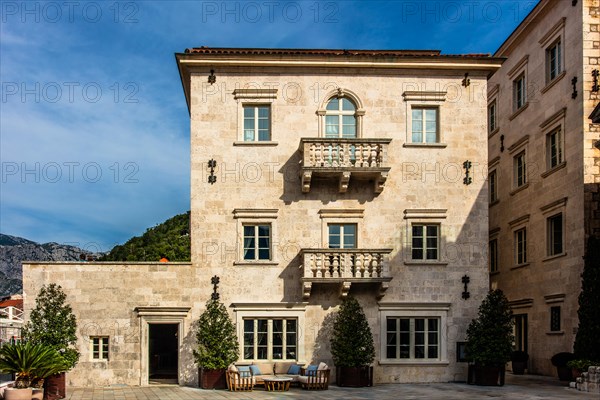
489 199 499 207
379 360 449 366
233 141 278 146
510 183 529 196
403 143 448 148
543 252 567 262
488 127 500 139
509 103 529 121
511 263 530 270
233 261 279 266
546 331 564 336
541 71 566 94
541 162 566 178
404 261 448 266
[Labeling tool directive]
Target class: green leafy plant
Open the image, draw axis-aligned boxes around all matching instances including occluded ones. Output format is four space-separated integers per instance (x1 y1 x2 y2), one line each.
22 284 80 370
0 342 68 388
574 236 600 361
193 298 239 370
330 296 375 367
566 359 596 372
466 289 514 367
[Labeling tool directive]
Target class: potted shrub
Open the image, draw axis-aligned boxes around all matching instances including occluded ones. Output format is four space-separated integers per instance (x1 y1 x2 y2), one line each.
330 296 375 387
466 289 513 386
566 359 595 380
0 342 67 400
510 351 528 375
193 286 239 390
551 352 575 381
22 284 80 400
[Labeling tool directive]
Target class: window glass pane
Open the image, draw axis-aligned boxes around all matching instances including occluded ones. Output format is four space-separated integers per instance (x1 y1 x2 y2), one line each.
387 318 397 332
427 345 438 359
244 118 254 129
258 130 269 141
412 249 423 260
412 225 423 237
258 106 269 118
426 248 437 260
342 98 355 111
329 225 340 235
258 248 270 260
258 118 269 130
326 98 339 110
412 109 423 142
258 225 269 236
244 130 255 141
426 225 437 237
415 319 425 331
329 236 340 248
244 107 254 118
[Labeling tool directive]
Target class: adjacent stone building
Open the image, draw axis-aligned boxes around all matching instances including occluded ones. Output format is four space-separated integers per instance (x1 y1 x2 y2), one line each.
22 48 501 386
487 0 600 377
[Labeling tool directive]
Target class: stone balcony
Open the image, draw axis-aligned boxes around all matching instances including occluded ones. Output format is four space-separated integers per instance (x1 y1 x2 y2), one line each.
299 138 392 193
300 248 393 299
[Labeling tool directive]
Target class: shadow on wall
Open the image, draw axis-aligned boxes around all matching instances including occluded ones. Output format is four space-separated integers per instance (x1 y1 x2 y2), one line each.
180 326 198 386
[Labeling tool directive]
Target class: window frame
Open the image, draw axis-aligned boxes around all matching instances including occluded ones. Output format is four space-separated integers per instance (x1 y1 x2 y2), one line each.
546 39 562 83
242 224 272 261
488 100 497 135
317 89 364 139
513 73 526 112
550 306 561 332
233 209 278 266
489 169 498 204
489 238 499 273
411 223 440 261
546 127 563 170
514 227 527 266
242 104 271 142
242 317 298 362
513 151 527 188
547 213 564 257
324 97 358 139
379 303 449 365
328 223 357 249
410 106 439 144
385 317 440 361
91 336 109 361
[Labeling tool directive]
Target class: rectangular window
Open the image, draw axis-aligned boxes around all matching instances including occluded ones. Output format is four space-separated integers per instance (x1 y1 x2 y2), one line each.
411 108 438 143
513 314 528 352
514 152 527 188
547 213 563 256
546 128 563 169
488 101 497 133
328 224 356 249
550 306 561 332
546 40 562 82
412 224 439 261
91 337 109 360
243 105 270 141
243 224 271 261
243 318 297 361
513 74 526 111
489 239 498 273
386 317 440 360
515 228 527 265
489 170 497 203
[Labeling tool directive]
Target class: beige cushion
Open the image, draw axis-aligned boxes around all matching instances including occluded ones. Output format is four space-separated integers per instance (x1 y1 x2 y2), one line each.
228 364 238 372
297 375 327 384
274 362 294 374
256 362 274 375
317 362 328 371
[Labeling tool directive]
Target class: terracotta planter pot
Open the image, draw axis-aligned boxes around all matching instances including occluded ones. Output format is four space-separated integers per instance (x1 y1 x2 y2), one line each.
335 366 373 387
44 373 66 400
556 366 573 381
32 388 44 400
571 368 582 380
511 361 527 375
4 387 33 400
473 365 505 386
199 368 227 389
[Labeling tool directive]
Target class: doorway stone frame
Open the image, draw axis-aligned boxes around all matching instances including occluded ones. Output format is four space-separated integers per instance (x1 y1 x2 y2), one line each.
135 306 191 386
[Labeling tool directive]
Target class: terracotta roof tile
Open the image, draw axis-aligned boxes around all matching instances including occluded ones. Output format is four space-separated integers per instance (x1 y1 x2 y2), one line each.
0 299 23 309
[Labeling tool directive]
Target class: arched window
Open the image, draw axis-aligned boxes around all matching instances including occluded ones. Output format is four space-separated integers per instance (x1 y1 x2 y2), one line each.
324 97 357 138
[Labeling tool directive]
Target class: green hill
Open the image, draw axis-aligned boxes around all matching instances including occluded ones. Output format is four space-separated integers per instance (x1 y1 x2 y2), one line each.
99 211 191 262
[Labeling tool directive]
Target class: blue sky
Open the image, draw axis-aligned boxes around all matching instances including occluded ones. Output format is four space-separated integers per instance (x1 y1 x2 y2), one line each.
0 0 538 252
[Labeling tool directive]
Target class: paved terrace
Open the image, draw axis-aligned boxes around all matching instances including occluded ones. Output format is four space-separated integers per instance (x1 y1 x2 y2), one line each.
64 375 598 400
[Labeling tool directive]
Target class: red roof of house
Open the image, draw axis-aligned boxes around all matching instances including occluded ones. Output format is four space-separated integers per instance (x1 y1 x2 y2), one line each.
0 299 23 309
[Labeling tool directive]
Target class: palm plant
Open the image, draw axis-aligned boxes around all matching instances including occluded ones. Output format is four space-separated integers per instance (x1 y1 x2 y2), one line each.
0 342 68 388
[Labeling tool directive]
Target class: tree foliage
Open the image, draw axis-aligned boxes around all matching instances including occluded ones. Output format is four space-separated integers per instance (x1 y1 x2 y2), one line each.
22 284 80 370
466 289 514 367
574 235 600 361
193 299 239 370
99 211 190 261
330 296 375 367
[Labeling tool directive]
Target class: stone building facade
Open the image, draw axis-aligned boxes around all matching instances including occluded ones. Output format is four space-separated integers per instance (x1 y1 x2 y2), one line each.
488 0 600 377
22 48 501 386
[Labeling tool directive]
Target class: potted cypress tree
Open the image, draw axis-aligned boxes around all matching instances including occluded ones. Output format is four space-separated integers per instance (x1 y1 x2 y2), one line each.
466 289 513 386
22 284 79 400
330 296 375 387
194 276 239 389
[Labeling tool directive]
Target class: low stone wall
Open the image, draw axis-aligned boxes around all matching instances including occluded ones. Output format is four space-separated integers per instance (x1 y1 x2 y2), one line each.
575 366 600 393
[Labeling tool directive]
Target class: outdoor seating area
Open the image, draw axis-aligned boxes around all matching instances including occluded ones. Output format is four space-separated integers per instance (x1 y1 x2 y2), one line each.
226 362 330 392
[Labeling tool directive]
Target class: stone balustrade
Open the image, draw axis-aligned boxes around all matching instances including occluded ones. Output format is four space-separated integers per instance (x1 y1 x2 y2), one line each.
300 248 393 299
299 138 392 193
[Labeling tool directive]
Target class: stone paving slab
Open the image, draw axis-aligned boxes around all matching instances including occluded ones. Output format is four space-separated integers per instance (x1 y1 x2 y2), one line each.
63 375 599 400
